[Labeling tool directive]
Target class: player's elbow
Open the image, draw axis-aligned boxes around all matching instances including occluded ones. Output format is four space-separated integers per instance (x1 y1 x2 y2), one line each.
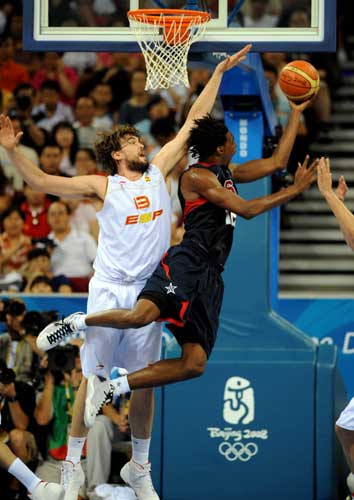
239 206 254 220
182 358 206 379
271 152 284 169
30 172 50 193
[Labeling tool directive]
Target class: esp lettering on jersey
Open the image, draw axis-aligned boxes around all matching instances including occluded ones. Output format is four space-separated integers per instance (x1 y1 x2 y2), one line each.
125 195 163 225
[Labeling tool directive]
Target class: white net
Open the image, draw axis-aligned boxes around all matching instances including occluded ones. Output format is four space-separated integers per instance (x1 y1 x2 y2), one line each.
128 10 210 90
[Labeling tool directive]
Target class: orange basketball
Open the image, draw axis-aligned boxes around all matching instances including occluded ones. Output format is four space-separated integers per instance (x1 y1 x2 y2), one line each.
279 60 320 102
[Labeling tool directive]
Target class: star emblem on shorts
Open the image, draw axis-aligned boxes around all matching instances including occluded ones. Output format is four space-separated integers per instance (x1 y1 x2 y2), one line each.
165 282 177 294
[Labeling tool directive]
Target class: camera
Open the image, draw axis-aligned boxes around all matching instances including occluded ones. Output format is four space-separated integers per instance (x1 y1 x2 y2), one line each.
0 360 15 385
0 367 16 385
47 346 76 373
0 299 26 323
15 94 32 112
22 310 58 337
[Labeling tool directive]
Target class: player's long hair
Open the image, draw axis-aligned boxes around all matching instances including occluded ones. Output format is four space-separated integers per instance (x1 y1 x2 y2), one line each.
188 114 229 161
95 125 140 175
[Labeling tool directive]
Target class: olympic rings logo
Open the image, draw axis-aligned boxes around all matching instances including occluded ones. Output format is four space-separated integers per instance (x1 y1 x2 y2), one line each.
218 441 258 462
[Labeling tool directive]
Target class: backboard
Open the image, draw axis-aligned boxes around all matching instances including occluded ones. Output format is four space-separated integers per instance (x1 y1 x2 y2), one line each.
23 0 336 53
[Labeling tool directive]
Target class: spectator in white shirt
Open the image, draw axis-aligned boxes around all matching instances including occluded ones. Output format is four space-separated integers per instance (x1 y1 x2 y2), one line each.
32 80 74 133
47 201 97 292
73 96 100 149
244 0 279 27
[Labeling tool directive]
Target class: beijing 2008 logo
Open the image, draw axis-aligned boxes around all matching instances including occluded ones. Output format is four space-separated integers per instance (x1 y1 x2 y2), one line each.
206 377 269 463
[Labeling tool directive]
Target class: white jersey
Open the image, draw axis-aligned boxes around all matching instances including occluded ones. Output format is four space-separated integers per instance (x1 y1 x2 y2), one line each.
94 164 171 283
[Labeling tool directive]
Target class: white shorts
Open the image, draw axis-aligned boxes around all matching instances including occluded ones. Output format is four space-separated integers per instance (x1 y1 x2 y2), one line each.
336 397 354 430
81 275 162 378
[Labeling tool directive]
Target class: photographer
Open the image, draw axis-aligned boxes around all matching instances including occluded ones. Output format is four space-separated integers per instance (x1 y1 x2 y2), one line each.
0 116 40 191
34 346 86 497
0 300 44 384
12 83 47 151
0 358 40 498
0 431 64 500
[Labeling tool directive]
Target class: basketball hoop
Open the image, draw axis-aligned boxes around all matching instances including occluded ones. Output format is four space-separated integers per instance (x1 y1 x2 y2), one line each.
128 9 211 90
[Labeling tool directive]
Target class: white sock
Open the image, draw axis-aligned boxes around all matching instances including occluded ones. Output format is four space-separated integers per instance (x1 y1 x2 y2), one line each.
132 436 151 465
72 314 87 330
65 436 86 464
8 458 41 493
112 375 131 397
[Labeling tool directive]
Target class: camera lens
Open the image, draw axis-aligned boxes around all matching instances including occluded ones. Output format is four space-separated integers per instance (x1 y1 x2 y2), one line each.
53 351 68 368
16 95 31 111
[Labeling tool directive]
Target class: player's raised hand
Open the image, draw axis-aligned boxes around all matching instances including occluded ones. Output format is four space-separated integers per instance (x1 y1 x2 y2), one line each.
293 155 318 192
0 114 23 151
317 157 333 196
288 94 317 112
336 175 348 202
216 44 252 74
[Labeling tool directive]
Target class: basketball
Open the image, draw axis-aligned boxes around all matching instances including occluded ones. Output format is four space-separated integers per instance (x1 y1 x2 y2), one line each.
278 60 320 102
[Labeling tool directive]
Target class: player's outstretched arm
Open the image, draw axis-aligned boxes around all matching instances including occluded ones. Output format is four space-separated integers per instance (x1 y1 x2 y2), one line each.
152 45 252 177
187 156 317 219
0 115 106 200
317 157 354 250
231 99 312 183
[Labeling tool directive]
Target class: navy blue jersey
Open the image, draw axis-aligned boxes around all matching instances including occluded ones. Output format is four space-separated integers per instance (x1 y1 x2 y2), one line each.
178 162 238 268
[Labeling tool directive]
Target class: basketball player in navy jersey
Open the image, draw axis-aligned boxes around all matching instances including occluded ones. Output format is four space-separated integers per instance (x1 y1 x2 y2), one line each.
39 114 318 427
0 45 260 500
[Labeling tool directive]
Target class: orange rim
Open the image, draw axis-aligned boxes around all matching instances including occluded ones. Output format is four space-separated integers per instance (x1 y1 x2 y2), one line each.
128 8 211 26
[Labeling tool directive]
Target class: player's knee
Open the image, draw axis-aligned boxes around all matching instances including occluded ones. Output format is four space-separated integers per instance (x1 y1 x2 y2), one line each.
182 357 206 379
9 429 26 447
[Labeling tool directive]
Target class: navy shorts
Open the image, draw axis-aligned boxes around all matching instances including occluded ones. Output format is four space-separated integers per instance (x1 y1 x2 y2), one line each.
138 241 224 357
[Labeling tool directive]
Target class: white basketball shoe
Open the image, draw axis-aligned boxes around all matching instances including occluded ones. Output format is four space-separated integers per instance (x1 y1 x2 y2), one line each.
37 312 85 351
120 460 159 500
60 460 85 500
84 374 115 428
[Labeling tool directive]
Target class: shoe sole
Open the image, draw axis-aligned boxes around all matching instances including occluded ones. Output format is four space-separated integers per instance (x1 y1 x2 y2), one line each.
37 323 61 351
120 464 159 500
84 375 97 428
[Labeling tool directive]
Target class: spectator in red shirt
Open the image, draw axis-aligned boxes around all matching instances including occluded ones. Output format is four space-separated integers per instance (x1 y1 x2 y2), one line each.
31 52 79 106
0 206 32 275
21 184 52 239
0 35 29 92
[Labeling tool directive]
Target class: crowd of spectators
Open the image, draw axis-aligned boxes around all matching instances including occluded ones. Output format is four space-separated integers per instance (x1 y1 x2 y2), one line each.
0 0 343 294
0 297 132 499
0 0 348 498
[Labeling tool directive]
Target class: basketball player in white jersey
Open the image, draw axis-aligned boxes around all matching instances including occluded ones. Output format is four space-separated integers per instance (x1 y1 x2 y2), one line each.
0 44 255 500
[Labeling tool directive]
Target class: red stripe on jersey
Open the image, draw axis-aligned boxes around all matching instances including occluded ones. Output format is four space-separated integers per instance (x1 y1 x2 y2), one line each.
198 162 216 167
161 252 171 280
158 300 190 327
158 316 184 327
184 197 208 218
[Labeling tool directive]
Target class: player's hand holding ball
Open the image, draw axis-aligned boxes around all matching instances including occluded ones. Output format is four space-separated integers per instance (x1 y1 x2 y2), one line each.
279 60 320 108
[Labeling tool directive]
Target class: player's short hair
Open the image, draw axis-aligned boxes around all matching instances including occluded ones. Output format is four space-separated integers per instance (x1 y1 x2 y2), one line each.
95 126 140 175
188 114 229 161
